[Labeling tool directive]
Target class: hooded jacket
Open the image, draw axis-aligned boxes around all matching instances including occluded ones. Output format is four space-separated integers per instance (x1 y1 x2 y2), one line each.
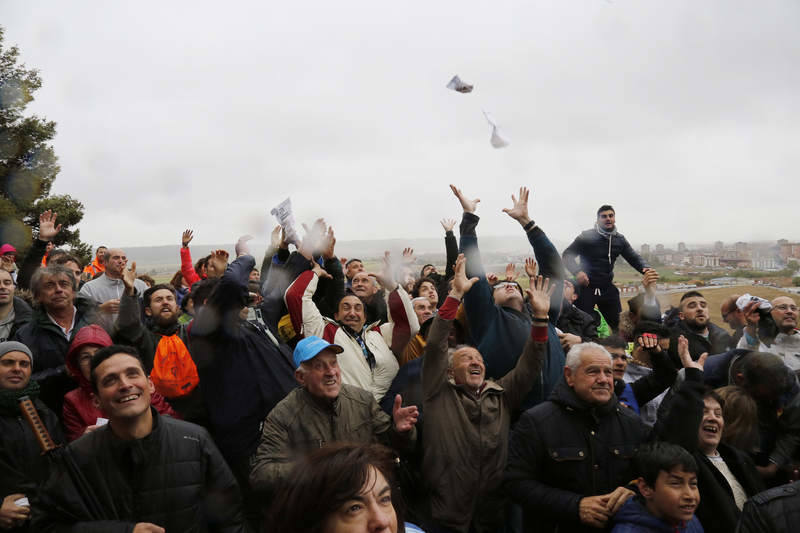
611 497 705 533
562 227 648 286
62 324 179 442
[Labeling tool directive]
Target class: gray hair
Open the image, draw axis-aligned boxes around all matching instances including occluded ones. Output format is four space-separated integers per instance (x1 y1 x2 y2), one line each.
565 342 613 371
30 265 79 301
446 344 473 369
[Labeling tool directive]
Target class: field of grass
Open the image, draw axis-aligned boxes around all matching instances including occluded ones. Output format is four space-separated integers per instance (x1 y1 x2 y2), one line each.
622 285 793 335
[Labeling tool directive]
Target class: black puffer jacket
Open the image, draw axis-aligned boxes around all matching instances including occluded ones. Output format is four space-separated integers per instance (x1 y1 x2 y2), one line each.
504 381 651 533
562 227 648 286
0 397 63 533
32 409 246 533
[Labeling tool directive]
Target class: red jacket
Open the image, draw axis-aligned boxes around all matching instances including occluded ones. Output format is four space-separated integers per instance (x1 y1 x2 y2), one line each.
62 324 180 442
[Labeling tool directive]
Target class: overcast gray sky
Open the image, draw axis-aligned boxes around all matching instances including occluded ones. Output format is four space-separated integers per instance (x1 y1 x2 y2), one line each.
4 1 799 251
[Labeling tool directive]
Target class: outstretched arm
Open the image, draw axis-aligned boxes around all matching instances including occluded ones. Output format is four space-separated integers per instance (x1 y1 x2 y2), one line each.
504 187 564 321
180 229 201 287
17 210 62 290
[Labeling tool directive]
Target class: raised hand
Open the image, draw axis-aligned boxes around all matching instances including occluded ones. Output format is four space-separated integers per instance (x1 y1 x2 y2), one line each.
38 210 62 242
401 247 415 266
449 184 480 214
526 274 554 319
637 332 662 353
206 250 229 278
392 394 419 433
181 229 194 247
642 268 659 294
299 218 327 260
576 271 590 287
440 218 456 232
501 186 532 226
121 261 138 295
320 227 336 260
524 257 539 278
451 253 479 298
486 272 499 285
504 263 519 282
370 251 398 292
235 235 254 257
677 335 707 370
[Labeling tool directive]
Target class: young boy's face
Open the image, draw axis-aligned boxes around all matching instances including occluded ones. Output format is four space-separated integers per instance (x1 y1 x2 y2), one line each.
640 466 700 526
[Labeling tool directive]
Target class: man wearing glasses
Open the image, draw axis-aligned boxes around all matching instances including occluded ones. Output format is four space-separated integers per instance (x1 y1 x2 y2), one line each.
739 296 800 374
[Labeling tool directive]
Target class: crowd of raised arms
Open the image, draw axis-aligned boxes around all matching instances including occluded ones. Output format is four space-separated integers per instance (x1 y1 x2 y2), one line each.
1 184 799 533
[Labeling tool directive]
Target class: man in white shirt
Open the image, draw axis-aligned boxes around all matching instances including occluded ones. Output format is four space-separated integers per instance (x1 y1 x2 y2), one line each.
738 295 800 374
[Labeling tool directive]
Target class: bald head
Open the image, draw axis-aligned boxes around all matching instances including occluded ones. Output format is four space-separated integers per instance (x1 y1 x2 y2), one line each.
104 248 128 279
771 296 798 334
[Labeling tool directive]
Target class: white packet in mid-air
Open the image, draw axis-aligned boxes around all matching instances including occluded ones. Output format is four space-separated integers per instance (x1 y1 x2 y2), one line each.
483 111 510 148
446 75 474 93
270 197 301 246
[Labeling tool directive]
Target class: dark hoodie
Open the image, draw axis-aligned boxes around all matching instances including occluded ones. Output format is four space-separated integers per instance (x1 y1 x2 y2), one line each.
611 497 704 533
62 325 179 442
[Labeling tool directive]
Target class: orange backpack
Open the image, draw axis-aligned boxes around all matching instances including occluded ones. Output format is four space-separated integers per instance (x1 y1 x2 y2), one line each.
150 334 199 399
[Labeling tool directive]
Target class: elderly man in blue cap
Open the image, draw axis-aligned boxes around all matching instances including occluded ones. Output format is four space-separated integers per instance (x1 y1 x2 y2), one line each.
249 335 418 493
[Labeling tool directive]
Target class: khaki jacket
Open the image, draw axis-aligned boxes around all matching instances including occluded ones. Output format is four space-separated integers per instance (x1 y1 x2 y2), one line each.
422 315 546 532
249 383 416 492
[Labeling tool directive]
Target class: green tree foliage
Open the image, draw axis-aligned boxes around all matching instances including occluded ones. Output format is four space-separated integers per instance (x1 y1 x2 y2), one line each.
0 27 89 263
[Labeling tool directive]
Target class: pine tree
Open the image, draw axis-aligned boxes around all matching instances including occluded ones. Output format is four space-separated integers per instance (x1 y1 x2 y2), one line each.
0 26 90 264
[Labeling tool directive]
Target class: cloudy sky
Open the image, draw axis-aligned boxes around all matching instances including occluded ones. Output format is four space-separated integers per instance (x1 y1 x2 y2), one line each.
4 1 799 251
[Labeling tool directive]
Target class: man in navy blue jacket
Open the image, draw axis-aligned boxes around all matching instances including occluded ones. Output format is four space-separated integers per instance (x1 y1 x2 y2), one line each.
450 184 565 410
562 205 650 331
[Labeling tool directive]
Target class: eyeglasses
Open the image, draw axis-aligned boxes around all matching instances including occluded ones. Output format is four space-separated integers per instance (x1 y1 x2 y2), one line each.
774 305 799 312
493 282 522 294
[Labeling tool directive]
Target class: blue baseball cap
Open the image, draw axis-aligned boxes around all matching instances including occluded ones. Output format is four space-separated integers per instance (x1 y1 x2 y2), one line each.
293 336 344 369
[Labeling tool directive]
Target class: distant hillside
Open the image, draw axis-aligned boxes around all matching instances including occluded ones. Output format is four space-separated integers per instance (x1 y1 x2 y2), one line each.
125 234 571 274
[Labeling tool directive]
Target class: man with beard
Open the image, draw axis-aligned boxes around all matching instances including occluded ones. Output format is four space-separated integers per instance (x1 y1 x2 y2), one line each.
738 295 800 375
114 263 204 423
668 291 732 366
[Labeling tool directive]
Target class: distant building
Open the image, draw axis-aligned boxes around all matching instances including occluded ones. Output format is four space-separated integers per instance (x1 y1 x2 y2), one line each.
678 242 686 253
641 243 650 256
714 241 724 253
655 244 665 253
778 240 800 261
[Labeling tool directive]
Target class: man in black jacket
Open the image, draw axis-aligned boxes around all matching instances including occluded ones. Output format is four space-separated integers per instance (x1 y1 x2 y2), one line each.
667 291 732 366
0 269 31 343
32 345 246 532
504 340 703 532
562 204 650 331
0 341 64 532
14 265 100 416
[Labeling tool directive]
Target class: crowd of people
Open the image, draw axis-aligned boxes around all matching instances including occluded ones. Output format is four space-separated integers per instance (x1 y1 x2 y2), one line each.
0 184 799 533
